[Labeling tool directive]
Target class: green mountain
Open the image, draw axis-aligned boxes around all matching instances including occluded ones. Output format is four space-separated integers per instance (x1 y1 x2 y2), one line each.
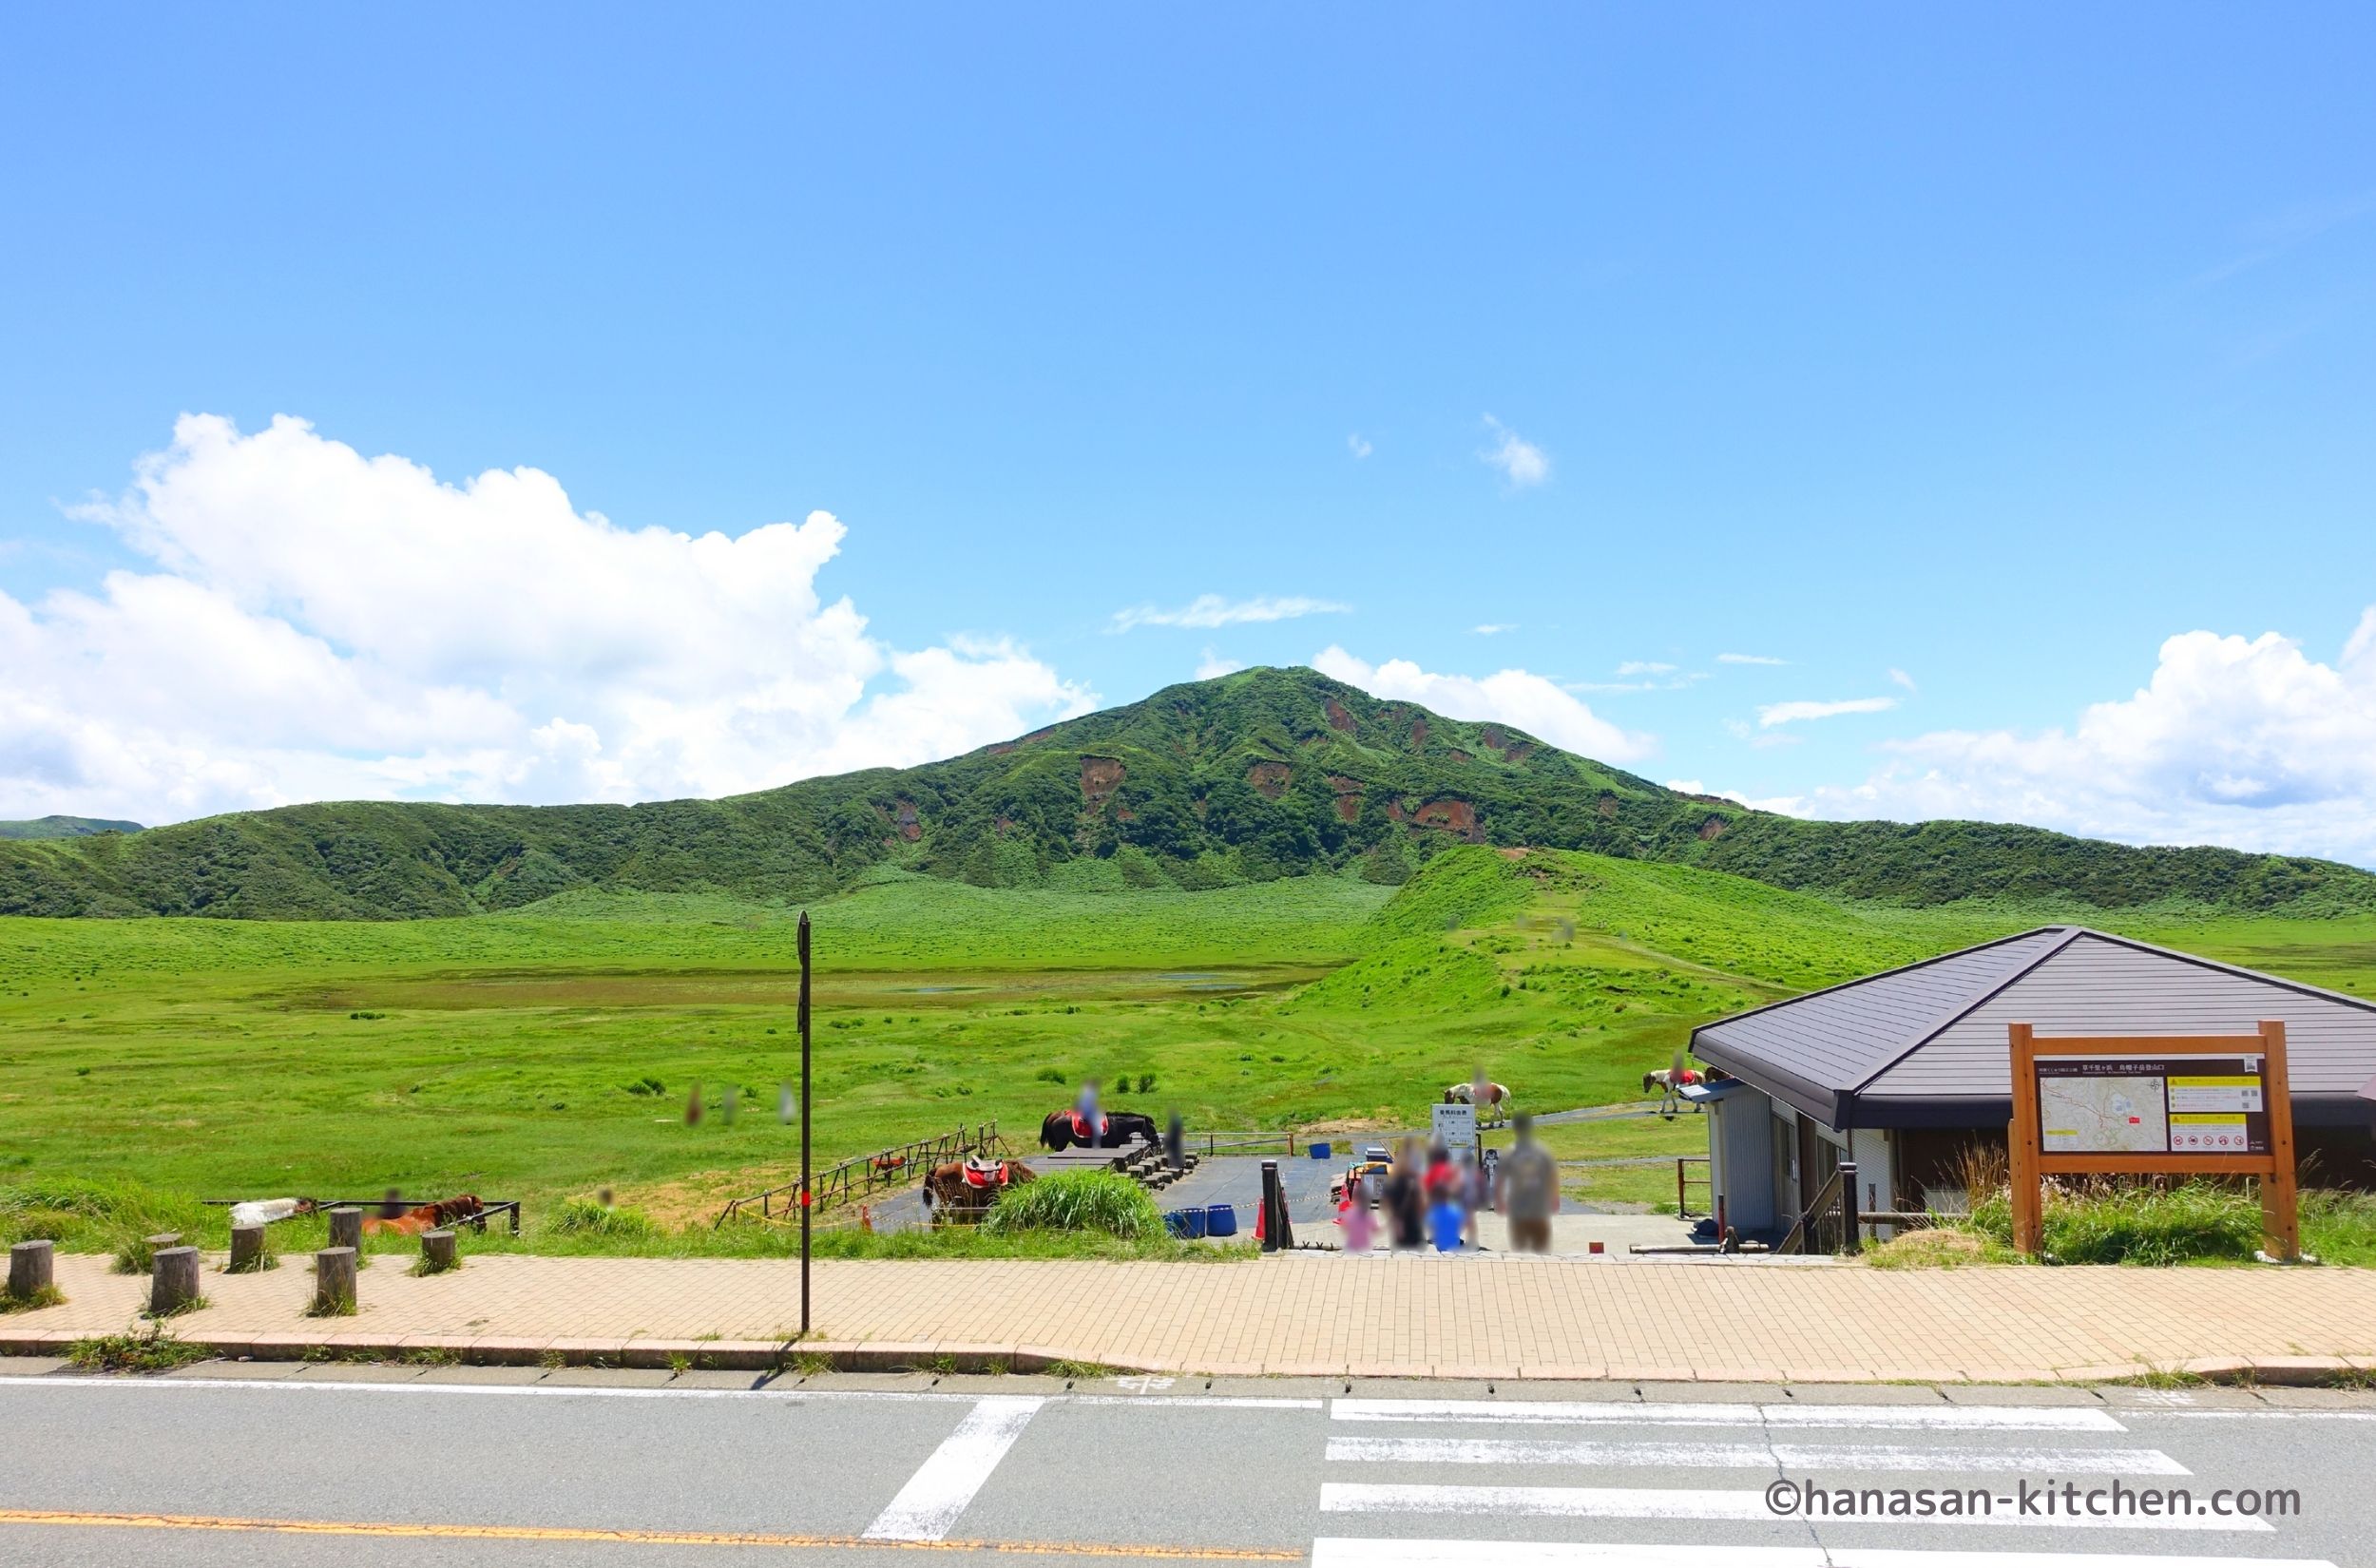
3 665 2368 920
0 815 143 841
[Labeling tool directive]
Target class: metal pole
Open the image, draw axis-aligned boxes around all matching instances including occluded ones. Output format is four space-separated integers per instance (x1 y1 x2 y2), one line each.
1838 1159 1860 1256
798 909 813 1336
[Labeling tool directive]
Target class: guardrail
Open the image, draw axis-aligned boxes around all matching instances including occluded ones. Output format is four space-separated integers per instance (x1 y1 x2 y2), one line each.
716 1121 1004 1228
1674 1155 1711 1219
201 1197 522 1234
1194 1130 1300 1157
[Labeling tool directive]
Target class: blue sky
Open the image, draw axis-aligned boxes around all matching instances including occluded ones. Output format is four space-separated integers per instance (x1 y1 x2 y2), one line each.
4 6 2374 860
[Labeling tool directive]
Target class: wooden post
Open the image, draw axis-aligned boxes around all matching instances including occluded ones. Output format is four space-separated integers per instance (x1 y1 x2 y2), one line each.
798 908 812 1338
150 1246 201 1315
144 1231 181 1257
419 1229 457 1272
2258 1020 2301 1261
327 1206 362 1252
8 1239 53 1300
314 1248 357 1314
2006 1023 2043 1256
227 1224 266 1272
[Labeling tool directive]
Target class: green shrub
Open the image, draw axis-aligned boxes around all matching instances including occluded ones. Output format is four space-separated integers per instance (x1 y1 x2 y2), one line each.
983 1171 1160 1240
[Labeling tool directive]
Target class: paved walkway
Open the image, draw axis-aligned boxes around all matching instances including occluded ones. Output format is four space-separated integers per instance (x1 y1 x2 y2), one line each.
9 1251 2376 1383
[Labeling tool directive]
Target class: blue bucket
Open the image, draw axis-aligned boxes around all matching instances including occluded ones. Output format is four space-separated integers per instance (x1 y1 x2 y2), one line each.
1308 1141 1332 1160
1204 1203 1238 1237
1164 1208 1208 1240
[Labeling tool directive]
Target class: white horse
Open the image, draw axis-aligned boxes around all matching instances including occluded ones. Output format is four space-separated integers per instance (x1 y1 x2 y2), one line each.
1444 1081 1513 1123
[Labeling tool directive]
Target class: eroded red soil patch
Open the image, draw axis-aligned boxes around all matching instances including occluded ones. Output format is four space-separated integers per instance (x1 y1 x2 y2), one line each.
1081 755 1125 804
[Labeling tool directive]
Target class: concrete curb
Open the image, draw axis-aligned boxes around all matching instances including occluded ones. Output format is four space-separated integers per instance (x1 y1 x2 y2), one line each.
3 1326 2369 1385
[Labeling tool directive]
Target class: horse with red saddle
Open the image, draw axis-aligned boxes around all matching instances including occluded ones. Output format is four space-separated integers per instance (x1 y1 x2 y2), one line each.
1038 1108 1160 1152
920 1155 1036 1223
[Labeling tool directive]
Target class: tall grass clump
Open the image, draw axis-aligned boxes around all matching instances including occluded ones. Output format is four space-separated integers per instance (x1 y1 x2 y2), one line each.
2303 1190 2376 1266
538 1197 661 1247
0 1177 211 1264
1964 1176 2262 1266
982 1172 1160 1240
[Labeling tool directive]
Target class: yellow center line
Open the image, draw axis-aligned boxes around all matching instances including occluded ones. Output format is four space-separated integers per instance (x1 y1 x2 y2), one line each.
0 1508 1306 1560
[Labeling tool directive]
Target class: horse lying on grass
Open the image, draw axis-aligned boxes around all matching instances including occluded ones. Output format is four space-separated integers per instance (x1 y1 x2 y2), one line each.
361 1195 485 1236
920 1157 1036 1224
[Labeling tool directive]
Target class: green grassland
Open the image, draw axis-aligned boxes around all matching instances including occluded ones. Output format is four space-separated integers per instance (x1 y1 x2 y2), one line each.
7 847 2376 1252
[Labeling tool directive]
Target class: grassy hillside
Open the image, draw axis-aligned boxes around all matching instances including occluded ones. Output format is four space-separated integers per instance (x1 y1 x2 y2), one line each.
7 666 2373 920
8 847 2375 1240
0 815 141 840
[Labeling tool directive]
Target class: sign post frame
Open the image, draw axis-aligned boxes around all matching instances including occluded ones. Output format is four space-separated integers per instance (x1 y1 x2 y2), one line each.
2007 1019 2297 1261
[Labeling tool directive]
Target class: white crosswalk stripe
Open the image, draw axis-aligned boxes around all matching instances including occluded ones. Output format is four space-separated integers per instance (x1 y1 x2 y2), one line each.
1326 1435 2190 1474
1313 1395 2333 1568
1332 1399 2127 1431
860 1395 1044 1542
1312 1544 2339 1568
1318 1482 2272 1530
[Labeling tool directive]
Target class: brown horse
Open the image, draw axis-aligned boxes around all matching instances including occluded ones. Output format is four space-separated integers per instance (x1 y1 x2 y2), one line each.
920 1157 1035 1224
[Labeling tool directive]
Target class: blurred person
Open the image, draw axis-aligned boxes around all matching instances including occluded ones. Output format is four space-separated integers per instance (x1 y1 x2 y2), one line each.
1425 1142 1466 1252
1462 1149 1489 1250
1497 1113 1558 1253
1338 1176 1375 1252
1383 1138 1426 1250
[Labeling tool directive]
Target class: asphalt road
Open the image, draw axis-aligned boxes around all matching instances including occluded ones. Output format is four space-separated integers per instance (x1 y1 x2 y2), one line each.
3 1360 2372 1566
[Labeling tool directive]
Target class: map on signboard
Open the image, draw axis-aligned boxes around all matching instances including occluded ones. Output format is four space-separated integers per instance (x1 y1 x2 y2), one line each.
2039 1072 2168 1155
2032 1053 2271 1157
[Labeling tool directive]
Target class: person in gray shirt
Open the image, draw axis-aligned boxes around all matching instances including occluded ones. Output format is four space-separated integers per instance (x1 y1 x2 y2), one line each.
1495 1113 1559 1252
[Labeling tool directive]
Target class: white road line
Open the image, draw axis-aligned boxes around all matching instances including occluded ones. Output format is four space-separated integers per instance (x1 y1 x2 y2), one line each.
1326 1435 2188 1475
1332 1399 2125 1431
1316 1483 2271 1531
0 1376 1318 1410
861 1395 1044 1542
1313 1542 2336 1568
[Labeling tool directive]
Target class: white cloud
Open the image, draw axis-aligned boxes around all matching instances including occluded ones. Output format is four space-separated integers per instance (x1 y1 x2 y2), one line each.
1717 652 1787 666
1757 697 1900 728
1888 668 1918 692
1109 593 1351 632
1309 645 1655 762
1195 647 1245 679
1794 610 2376 864
1616 660 1677 676
0 413 1096 825
1471 623 1517 637
1348 434 1373 459
1479 416 1549 488
1664 779 1810 816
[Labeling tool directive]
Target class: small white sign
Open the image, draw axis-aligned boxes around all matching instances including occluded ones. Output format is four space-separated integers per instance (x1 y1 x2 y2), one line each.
1431 1101 1478 1151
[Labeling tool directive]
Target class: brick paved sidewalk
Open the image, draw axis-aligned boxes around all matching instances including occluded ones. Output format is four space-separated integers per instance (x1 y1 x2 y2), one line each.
8 1251 2375 1383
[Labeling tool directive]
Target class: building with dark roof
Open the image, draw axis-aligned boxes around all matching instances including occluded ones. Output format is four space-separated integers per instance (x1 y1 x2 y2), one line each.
1682 927 2376 1237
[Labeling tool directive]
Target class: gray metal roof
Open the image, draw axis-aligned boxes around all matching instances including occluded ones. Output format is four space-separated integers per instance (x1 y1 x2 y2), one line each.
1690 926 2376 1130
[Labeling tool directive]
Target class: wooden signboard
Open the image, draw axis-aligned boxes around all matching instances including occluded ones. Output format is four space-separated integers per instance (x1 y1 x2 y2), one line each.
2007 1020 2298 1260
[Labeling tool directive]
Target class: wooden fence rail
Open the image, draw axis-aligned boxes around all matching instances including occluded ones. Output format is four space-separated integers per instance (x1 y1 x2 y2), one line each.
716 1121 1004 1228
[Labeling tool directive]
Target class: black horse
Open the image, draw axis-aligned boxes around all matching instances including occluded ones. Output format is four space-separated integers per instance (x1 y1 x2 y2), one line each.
1039 1109 1161 1152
